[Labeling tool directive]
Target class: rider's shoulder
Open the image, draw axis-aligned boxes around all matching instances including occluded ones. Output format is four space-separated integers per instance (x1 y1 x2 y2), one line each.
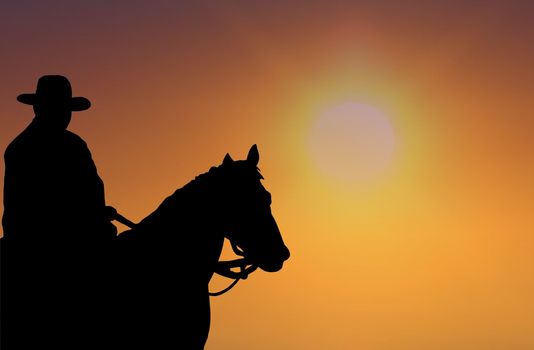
4 131 30 159
64 130 88 147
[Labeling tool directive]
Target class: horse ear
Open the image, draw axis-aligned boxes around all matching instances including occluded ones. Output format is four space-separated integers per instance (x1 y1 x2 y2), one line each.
247 144 259 165
223 153 233 165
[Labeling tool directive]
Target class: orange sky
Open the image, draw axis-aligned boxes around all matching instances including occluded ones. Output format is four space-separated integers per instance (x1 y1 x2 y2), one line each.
1 1 533 349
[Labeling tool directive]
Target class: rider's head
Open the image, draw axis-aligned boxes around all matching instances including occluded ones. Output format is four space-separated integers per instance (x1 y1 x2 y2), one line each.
17 75 91 131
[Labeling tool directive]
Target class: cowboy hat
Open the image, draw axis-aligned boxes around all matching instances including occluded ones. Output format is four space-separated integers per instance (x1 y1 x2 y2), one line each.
17 75 91 112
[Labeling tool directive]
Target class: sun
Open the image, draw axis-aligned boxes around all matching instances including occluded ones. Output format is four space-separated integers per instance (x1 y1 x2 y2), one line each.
308 102 396 183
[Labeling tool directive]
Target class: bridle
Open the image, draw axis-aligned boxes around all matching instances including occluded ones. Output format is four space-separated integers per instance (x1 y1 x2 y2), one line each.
209 241 258 296
111 208 258 297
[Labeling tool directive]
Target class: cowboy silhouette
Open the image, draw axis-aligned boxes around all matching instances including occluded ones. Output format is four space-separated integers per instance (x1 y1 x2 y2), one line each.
3 75 116 242
1 75 116 349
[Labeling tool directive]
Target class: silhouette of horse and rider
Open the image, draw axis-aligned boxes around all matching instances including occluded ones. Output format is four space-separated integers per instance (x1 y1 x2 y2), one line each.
1 75 290 349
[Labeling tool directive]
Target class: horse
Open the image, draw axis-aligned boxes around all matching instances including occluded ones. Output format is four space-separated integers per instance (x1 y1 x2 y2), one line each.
110 145 290 349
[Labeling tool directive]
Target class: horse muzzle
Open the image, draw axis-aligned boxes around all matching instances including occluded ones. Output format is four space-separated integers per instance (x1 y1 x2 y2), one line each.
256 244 290 272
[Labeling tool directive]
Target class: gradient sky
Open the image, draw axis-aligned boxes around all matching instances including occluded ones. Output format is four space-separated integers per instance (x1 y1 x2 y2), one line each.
1 1 534 349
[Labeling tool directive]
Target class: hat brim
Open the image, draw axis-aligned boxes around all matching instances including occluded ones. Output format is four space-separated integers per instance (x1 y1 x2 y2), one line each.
17 94 91 112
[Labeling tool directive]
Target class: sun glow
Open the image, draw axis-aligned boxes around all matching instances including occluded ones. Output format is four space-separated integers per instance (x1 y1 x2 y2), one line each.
308 102 396 183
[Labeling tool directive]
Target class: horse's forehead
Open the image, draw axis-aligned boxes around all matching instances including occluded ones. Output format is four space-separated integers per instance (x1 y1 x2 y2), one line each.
226 161 263 180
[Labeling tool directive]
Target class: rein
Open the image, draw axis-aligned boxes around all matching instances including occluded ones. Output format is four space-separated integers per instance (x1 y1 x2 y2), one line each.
111 208 257 297
209 242 258 296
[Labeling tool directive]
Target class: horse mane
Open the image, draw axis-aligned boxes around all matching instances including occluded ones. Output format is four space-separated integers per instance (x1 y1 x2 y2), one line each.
185 162 264 191
124 160 265 239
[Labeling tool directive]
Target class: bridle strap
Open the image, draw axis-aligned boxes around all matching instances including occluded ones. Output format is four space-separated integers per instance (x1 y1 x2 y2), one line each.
208 241 258 296
231 242 245 256
208 277 241 297
214 259 258 279
209 257 258 296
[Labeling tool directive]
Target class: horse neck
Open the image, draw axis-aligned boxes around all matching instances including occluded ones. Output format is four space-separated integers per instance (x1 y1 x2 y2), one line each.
135 180 226 281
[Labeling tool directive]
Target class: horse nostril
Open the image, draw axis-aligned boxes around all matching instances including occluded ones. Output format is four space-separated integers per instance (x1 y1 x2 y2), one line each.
281 245 290 261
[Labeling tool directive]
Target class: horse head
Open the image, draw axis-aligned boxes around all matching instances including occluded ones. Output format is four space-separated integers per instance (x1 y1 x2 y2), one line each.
216 145 290 273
